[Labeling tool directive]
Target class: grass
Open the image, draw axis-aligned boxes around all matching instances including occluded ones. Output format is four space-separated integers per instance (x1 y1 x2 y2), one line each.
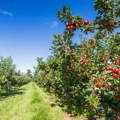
0 82 105 120
0 82 65 120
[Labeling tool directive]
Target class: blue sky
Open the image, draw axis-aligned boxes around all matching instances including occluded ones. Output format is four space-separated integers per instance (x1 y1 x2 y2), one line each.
0 0 96 73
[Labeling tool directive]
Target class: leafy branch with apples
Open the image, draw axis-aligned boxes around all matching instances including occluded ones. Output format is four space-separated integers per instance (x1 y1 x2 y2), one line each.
34 0 120 119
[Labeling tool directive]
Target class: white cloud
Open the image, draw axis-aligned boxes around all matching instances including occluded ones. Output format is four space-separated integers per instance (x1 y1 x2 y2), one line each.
0 10 14 17
51 21 58 28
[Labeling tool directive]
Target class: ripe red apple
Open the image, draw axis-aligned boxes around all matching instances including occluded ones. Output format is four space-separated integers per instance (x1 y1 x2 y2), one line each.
103 34 106 37
79 21 83 24
80 56 84 61
92 94 97 97
89 104 95 109
106 56 110 61
113 68 120 74
107 66 112 71
97 82 102 87
115 94 120 101
90 39 95 44
71 20 75 24
105 83 109 89
85 59 90 63
70 25 74 29
82 42 87 46
68 113 72 117
66 67 69 71
100 75 104 79
70 66 75 70
65 22 69 27
97 20 102 25
112 73 119 78
89 69 93 73
66 75 69 79
69 50 72 54
84 20 89 25
66 26 71 30
109 22 115 27
91 45 95 48
116 88 120 92
118 112 120 116
75 23 79 27
80 62 84 66
114 60 119 65
66 112 72 117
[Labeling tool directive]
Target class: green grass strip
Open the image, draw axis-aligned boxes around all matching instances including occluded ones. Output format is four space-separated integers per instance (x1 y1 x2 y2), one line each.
0 82 65 120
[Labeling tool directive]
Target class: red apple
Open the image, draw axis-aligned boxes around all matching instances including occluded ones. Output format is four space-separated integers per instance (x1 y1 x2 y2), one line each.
66 75 69 79
82 42 87 46
115 94 120 101
89 104 95 109
69 50 72 54
107 66 112 71
65 22 69 27
85 59 90 63
112 73 119 78
80 56 84 61
109 22 115 27
66 26 71 30
116 88 120 92
100 75 104 79
103 34 106 37
79 21 83 24
68 113 72 117
80 62 84 66
92 94 97 97
89 69 93 73
90 39 95 44
70 66 75 70
71 20 75 24
75 23 79 27
113 68 120 74
114 60 119 65
97 82 102 87
84 20 89 25
70 25 74 29
97 20 102 25
105 83 109 89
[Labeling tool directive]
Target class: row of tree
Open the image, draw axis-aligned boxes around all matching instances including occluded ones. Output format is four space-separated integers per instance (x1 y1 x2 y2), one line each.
0 56 33 94
34 0 120 119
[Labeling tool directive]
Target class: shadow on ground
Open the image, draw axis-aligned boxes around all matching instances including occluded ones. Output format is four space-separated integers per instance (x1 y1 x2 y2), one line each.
0 88 26 101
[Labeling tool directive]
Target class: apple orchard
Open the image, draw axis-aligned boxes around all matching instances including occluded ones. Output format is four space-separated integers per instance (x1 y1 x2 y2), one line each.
34 0 120 119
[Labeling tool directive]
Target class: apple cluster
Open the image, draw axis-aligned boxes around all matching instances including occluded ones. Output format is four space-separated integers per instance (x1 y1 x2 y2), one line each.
97 20 115 28
65 20 89 31
107 66 120 79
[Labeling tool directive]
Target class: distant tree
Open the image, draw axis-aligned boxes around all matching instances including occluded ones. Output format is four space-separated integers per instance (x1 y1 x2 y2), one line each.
0 56 16 92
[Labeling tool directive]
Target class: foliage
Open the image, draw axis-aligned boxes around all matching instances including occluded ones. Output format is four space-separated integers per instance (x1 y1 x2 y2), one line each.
0 56 33 95
35 0 120 119
0 82 65 120
0 56 16 92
